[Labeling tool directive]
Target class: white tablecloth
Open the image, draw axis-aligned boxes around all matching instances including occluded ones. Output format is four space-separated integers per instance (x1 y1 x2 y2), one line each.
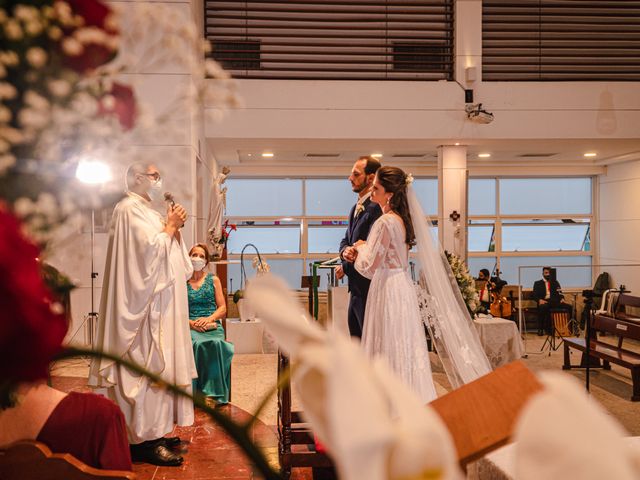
226 318 264 354
473 316 524 369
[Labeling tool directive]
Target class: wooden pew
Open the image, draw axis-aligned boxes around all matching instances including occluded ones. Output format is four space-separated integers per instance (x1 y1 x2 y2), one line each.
0 441 135 480
563 294 640 401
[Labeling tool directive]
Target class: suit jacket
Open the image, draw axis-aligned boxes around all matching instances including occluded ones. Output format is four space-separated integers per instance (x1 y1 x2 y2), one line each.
339 197 382 297
533 278 563 304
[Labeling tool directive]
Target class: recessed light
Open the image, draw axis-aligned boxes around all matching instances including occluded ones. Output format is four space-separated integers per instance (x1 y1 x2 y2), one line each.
455 142 460 146
478 153 491 158
247 153 252 157
371 153 383 158
262 152 274 158
583 152 597 157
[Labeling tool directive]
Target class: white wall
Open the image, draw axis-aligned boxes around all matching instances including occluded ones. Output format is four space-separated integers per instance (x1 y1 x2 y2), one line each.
598 160 640 292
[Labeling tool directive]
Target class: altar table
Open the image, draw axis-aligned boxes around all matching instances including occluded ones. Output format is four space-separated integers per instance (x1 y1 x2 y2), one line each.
226 318 264 354
473 316 524 369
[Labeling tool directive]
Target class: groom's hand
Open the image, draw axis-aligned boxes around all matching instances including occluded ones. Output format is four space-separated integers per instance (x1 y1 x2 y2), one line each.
343 246 357 262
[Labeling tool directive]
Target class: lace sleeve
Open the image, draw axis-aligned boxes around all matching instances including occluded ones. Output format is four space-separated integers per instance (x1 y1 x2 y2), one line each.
354 218 391 279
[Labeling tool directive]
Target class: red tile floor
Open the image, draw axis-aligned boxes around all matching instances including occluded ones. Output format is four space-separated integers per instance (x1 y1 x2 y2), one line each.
51 376 313 480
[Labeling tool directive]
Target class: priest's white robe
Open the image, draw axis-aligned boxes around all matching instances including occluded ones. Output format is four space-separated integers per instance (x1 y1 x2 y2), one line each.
88 192 197 444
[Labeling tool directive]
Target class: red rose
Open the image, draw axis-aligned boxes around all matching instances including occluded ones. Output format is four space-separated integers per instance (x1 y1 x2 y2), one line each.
0 208 67 384
98 82 137 131
59 0 119 73
65 0 117 32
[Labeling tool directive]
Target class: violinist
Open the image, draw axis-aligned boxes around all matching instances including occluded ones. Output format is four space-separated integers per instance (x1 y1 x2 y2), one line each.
477 269 493 312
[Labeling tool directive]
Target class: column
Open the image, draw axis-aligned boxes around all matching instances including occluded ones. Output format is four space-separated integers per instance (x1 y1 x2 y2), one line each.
438 145 468 260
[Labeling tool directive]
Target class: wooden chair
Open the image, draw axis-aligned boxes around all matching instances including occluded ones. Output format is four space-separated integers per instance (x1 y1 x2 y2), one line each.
0 441 135 480
430 360 544 467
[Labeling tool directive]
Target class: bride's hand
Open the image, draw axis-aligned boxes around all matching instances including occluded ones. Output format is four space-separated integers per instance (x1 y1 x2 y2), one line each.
353 240 366 247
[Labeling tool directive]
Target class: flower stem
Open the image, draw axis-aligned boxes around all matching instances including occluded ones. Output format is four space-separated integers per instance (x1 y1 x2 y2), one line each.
54 347 282 479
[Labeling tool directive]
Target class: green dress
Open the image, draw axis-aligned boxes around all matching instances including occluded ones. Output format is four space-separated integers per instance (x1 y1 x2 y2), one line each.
187 274 234 403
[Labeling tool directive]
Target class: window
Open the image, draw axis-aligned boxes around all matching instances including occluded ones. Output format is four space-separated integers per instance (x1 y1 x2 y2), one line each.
305 180 354 217
225 179 302 217
499 256 592 289
413 178 438 216
467 177 594 289
469 179 496 215
499 178 591 215
225 177 438 290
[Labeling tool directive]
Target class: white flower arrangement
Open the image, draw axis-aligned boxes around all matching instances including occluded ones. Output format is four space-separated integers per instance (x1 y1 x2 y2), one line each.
0 1 239 247
252 256 270 274
444 251 479 316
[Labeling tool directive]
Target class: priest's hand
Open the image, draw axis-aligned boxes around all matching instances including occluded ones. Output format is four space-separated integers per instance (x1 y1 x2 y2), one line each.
168 204 187 227
165 204 187 237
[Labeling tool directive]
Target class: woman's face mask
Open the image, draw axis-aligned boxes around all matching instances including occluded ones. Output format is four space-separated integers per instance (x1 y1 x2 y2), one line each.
191 256 206 271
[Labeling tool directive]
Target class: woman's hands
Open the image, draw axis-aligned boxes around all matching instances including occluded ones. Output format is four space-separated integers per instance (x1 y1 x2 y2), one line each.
189 317 217 332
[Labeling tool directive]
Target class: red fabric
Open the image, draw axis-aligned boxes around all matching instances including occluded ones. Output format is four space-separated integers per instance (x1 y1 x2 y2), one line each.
37 392 132 471
314 435 326 454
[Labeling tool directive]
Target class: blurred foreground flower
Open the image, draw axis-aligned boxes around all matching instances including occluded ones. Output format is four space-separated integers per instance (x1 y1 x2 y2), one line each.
245 274 462 480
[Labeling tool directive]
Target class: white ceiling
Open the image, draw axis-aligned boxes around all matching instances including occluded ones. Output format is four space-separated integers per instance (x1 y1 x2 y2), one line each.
207 137 640 173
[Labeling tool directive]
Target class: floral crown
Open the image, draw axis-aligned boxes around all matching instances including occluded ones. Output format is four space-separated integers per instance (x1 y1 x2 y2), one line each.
405 173 414 186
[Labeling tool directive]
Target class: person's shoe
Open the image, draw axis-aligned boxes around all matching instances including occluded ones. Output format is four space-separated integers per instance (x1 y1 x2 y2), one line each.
161 436 182 448
131 442 184 466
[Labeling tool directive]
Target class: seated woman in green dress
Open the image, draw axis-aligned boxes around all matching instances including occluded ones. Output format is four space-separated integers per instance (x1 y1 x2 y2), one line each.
187 243 234 404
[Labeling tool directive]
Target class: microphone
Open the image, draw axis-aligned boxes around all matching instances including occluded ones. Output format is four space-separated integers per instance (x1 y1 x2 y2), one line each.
164 192 183 227
164 192 175 207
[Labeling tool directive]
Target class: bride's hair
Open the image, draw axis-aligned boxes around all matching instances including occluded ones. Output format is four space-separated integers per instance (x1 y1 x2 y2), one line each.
376 166 416 246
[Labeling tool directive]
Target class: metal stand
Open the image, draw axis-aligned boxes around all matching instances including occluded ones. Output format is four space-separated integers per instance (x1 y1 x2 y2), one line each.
86 209 99 348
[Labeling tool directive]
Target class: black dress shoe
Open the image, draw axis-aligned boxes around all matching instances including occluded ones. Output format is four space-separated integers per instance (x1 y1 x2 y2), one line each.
161 436 182 448
131 443 183 466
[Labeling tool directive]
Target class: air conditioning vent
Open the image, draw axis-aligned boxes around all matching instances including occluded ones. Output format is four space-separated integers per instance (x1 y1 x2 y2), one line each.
392 153 427 158
518 153 558 158
305 153 340 158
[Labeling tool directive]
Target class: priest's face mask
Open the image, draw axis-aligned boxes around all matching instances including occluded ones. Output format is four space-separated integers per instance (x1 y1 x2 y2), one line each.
137 168 163 200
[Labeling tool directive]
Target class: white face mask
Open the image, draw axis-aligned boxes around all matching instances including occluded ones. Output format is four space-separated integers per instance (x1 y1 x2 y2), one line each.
147 178 163 201
191 257 206 271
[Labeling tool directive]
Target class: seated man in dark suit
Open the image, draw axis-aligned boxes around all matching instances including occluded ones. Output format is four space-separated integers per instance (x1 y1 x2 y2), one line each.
532 267 572 336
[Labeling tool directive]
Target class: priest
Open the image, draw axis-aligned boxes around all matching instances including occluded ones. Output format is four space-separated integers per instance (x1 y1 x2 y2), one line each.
88 162 196 466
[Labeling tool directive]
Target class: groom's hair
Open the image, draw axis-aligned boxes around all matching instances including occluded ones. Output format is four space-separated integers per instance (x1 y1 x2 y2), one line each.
358 156 382 175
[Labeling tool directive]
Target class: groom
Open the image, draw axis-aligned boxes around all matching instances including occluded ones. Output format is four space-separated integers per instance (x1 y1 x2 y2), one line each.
336 156 382 338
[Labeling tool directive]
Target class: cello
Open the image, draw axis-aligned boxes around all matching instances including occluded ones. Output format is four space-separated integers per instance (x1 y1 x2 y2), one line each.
489 282 513 319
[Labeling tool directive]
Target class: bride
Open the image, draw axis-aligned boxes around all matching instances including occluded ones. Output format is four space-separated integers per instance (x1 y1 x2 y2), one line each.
351 166 491 400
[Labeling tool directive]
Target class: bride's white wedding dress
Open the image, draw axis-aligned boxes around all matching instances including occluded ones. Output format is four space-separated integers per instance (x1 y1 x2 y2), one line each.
355 213 438 403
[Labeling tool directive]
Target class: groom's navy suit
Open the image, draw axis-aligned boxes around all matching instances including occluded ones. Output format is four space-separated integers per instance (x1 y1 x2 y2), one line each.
339 197 382 338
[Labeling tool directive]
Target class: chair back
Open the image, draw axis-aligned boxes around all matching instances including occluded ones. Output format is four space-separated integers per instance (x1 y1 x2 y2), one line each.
0 441 135 480
551 310 572 337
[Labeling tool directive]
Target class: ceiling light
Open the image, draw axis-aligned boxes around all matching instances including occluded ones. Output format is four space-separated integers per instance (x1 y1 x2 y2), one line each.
478 153 491 158
247 153 252 157
583 152 597 158
262 152 274 158
454 142 460 146
371 153 383 158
